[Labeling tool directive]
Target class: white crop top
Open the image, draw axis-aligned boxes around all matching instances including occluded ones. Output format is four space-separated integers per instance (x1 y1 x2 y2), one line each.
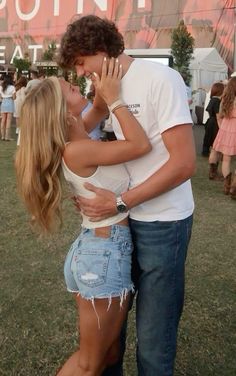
62 159 130 228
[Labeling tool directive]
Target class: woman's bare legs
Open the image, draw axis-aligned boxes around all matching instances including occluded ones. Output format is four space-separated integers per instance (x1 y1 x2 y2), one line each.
1 113 7 140
222 154 231 177
209 149 221 164
56 294 130 376
5 113 13 140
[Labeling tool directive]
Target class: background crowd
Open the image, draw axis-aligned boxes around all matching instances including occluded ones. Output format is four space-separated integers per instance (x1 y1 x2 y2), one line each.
0 70 115 146
1 68 235 202
201 77 236 199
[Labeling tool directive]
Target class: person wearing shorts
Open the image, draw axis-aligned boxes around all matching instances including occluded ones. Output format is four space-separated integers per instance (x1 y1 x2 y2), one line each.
0 74 15 141
15 58 151 375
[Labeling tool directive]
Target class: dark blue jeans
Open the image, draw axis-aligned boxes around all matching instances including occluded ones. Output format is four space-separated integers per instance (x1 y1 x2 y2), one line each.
102 215 193 376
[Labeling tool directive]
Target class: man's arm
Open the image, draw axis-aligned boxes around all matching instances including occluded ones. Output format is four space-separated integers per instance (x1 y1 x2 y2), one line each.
78 123 196 220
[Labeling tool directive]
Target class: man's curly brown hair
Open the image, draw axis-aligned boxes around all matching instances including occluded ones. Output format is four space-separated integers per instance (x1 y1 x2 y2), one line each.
59 15 125 69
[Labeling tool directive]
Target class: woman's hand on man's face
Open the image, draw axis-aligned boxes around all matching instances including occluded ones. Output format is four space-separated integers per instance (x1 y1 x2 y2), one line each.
92 57 122 106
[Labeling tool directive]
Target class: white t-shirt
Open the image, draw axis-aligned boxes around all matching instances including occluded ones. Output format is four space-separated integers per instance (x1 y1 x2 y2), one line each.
0 85 15 98
25 79 41 94
111 59 194 221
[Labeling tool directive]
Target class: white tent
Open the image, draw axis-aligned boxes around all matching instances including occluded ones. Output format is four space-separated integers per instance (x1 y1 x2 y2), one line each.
190 48 228 92
189 48 228 123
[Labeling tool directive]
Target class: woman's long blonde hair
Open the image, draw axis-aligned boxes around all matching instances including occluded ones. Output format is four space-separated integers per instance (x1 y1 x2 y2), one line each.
220 77 236 118
15 77 68 233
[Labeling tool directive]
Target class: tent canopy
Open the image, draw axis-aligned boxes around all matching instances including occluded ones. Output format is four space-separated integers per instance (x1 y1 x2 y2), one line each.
189 48 228 122
190 48 227 71
189 47 228 91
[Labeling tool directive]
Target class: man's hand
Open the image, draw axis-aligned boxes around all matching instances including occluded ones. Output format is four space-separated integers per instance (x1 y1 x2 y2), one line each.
77 183 117 221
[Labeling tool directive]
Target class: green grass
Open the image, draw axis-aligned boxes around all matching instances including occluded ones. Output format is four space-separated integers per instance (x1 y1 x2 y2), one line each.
0 141 235 376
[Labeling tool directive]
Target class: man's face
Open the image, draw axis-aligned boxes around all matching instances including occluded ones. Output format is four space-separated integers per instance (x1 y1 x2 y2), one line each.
74 53 106 78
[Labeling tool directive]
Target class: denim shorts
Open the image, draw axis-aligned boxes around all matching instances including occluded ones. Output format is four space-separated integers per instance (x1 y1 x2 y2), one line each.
1 98 14 113
64 224 134 301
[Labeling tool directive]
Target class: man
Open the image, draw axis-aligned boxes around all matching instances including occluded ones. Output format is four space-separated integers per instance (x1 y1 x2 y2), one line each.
24 70 41 94
181 72 193 109
59 15 196 376
85 83 104 140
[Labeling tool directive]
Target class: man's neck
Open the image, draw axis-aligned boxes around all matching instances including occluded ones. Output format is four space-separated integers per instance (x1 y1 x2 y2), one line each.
118 53 134 77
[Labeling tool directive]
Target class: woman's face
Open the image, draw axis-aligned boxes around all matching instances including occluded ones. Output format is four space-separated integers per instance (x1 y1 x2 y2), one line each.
59 79 88 117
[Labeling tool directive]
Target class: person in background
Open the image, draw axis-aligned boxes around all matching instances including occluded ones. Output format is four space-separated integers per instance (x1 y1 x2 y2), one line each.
181 72 193 113
212 77 236 198
14 76 28 145
59 15 196 376
38 71 46 80
0 74 3 114
203 82 225 178
24 70 41 94
85 83 104 140
101 112 117 141
15 59 152 376
0 74 15 141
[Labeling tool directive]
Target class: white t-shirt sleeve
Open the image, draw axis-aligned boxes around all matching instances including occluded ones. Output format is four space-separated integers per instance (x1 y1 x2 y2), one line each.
8 85 15 96
0 85 15 97
151 68 192 133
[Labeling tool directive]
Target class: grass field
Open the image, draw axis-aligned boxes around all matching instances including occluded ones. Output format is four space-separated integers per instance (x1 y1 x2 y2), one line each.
0 139 235 376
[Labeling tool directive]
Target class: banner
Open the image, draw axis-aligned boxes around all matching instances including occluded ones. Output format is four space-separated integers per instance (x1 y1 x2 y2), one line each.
0 0 234 70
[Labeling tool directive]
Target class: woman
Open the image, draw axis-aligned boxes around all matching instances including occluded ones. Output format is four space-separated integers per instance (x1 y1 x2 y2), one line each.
14 76 28 145
202 82 224 179
15 58 151 375
213 77 236 197
0 74 15 141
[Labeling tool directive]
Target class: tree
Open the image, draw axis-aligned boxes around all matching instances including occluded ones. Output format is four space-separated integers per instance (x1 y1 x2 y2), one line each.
41 41 58 76
170 20 194 85
42 41 57 61
13 54 31 78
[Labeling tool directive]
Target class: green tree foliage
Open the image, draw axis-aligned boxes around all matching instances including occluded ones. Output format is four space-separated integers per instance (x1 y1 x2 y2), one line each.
41 41 58 76
42 41 57 61
76 75 87 96
13 56 31 77
171 20 195 85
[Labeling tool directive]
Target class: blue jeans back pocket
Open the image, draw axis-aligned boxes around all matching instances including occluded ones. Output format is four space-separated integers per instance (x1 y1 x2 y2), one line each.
72 249 111 288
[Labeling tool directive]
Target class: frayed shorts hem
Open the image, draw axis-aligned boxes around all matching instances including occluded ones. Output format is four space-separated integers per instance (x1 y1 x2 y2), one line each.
68 285 134 329
67 284 135 301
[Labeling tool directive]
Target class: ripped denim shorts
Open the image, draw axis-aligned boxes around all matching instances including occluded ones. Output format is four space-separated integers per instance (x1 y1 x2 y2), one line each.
64 224 134 302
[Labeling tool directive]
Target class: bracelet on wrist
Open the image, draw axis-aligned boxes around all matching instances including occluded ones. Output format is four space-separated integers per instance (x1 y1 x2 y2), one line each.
108 99 127 113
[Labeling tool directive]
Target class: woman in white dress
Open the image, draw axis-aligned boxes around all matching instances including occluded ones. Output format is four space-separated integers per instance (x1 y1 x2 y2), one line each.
0 74 15 141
